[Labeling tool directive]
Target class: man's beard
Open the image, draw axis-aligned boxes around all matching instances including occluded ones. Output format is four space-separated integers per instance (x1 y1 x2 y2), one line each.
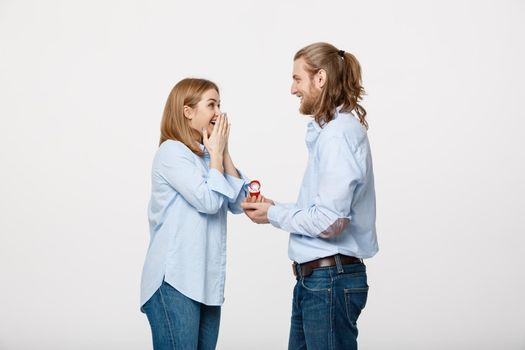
299 89 319 115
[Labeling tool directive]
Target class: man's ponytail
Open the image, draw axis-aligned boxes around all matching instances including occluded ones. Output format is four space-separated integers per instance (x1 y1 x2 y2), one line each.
341 51 367 129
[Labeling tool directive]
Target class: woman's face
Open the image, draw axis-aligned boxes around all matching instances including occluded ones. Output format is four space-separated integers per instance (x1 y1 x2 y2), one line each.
185 89 221 139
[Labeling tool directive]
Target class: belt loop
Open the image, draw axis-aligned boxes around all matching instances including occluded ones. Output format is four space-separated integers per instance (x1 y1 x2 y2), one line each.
334 254 344 274
294 262 302 278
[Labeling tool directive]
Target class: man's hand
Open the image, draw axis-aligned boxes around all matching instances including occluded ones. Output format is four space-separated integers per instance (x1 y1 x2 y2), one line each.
241 196 274 224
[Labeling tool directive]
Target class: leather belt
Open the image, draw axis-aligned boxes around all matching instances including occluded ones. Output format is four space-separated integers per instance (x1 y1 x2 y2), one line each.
292 254 361 277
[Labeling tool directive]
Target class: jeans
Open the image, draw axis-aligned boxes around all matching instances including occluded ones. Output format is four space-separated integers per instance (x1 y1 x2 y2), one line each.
142 280 221 350
288 257 369 350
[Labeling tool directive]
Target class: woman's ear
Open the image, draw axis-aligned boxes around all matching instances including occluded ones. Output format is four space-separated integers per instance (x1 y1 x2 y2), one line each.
183 105 193 120
315 69 327 89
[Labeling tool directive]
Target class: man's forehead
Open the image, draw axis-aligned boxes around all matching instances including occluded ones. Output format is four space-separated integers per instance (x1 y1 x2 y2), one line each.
293 58 308 74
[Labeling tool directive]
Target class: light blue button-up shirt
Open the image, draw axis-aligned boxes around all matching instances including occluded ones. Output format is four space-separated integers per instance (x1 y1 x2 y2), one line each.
268 108 379 263
140 140 247 308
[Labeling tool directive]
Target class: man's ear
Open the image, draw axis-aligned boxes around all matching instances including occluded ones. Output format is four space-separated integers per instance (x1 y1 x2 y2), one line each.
315 69 327 89
183 106 193 120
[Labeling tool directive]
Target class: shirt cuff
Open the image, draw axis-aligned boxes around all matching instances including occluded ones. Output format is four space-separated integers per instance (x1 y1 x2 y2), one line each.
207 168 236 200
268 204 287 230
224 169 249 200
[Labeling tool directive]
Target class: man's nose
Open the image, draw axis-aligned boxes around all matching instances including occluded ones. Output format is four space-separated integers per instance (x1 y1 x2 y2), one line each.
291 85 297 95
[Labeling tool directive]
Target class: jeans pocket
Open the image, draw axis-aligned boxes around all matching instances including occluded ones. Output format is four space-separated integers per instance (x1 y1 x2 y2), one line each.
344 287 369 325
301 276 331 292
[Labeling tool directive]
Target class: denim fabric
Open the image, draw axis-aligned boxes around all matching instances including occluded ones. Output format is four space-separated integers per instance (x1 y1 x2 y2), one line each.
288 259 368 350
142 280 221 350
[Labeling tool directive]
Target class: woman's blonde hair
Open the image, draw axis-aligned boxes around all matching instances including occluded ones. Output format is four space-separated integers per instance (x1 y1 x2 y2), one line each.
159 78 219 156
294 42 368 128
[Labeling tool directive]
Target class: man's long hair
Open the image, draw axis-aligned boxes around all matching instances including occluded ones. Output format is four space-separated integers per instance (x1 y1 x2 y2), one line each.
294 42 368 128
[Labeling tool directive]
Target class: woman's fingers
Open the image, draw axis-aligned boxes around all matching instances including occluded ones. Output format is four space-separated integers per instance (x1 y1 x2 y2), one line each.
210 117 216 136
206 114 230 153
220 114 226 136
214 114 221 134
212 114 224 138
223 114 229 135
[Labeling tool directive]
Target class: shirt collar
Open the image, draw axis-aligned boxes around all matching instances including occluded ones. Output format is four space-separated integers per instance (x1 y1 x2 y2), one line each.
305 118 322 150
305 106 342 148
196 142 210 158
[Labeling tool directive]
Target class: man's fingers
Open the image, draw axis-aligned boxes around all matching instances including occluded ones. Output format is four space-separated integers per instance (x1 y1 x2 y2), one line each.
242 208 258 222
241 202 259 210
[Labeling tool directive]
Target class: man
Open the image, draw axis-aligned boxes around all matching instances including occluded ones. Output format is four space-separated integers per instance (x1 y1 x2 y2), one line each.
241 42 379 350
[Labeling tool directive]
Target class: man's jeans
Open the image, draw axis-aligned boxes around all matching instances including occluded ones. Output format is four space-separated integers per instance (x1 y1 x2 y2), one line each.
143 280 221 350
288 259 369 350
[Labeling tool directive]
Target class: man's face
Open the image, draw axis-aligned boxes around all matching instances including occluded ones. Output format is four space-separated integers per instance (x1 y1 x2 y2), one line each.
291 58 321 115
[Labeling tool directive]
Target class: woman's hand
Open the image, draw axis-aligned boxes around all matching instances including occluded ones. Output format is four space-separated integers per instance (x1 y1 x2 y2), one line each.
203 114 229 173
222 113 231 157
203 114 229 157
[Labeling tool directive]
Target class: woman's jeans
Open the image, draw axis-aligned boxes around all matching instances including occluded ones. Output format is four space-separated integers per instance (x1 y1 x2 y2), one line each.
288 260 369 350
142 280 221 350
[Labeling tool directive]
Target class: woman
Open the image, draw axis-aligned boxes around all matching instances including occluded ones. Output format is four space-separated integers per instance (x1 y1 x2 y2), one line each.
140 78 247 349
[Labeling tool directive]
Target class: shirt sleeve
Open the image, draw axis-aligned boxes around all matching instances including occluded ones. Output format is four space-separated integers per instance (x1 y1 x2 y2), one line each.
267 136 365 238
273 202 295 209
155 142 236 214
225 170 250 214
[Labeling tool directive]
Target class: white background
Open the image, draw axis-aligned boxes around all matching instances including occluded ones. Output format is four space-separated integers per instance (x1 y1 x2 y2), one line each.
1 0 524 349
